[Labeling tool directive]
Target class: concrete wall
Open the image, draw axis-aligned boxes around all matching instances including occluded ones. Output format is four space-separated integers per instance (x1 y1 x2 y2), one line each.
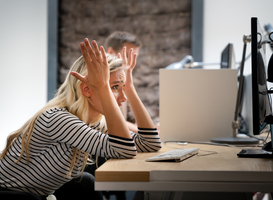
58 0 192 124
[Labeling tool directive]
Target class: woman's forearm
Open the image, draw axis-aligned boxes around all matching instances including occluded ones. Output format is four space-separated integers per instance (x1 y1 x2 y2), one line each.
125 87 155 129
96 85 132 138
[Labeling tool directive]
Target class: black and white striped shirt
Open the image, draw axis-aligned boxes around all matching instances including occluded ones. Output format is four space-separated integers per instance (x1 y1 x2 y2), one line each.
0 108 161 196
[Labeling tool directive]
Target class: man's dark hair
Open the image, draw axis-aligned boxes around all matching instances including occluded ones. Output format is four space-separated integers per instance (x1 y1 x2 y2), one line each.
104 31 141 53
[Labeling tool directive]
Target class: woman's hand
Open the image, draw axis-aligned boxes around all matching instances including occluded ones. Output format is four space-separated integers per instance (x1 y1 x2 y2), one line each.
70 38 109 90
118 47 137 92
118 47 155 130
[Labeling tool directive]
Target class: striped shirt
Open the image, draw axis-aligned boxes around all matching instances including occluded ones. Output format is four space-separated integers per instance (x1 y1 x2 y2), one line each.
0 108 161 196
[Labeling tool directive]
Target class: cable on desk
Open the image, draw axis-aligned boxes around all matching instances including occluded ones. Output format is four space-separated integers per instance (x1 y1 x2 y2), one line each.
163 140 262 148
197 149 218 156
245 134 266 141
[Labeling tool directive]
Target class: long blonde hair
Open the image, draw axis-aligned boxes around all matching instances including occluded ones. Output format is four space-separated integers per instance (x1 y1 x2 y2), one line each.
0 53 123 177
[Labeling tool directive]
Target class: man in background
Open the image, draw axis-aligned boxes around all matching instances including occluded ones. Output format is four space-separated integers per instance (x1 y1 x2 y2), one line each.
105 31 141 133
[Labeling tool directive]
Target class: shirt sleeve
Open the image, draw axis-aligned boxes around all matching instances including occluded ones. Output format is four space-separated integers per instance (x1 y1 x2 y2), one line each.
35 109 137 158
131 127 162 152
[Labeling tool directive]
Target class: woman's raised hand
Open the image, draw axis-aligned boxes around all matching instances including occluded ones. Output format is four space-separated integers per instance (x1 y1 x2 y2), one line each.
118 46 137 91
70 38 109 90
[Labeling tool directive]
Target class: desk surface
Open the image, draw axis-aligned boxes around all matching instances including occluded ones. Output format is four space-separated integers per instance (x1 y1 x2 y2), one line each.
95 143 273 192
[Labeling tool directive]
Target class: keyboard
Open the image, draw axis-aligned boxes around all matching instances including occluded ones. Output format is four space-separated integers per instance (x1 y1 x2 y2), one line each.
145 148 199 162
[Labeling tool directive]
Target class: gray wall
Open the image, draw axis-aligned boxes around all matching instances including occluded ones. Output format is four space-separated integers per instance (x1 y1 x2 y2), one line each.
0 0 47 149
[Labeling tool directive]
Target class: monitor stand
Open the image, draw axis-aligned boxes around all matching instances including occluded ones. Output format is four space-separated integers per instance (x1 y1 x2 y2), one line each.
211 120 260 144
211 136 259 144
211 35 259 145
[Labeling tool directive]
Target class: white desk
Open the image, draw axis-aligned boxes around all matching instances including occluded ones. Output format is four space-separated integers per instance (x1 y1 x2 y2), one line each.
95 143 273 192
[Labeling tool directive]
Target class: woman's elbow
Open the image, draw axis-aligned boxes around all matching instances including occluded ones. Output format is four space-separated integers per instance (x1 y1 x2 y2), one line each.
150 140 162 151
141 143 162 152
122 149 137 158
120 146 137 158
130 150 138 158
152 143 162 151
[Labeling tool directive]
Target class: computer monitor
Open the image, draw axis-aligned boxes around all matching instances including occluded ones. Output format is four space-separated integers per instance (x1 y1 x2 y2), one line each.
212 18 272 145
237 17 273 157
251 17 272 136
221 43 236 69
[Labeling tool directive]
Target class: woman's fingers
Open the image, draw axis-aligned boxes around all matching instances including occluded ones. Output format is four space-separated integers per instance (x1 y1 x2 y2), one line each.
76 38 111 89
92 40 103 63
122 46 127 64
125 48 136 70
70 71 86 84
84 38 96 62
80 42 92 66
127 48 133 67
83 39 103 65
130 53 137 69
100 46 107 64
82 38 107 69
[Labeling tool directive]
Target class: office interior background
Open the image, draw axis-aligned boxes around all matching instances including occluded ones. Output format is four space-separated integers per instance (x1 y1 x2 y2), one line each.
1 0 273 150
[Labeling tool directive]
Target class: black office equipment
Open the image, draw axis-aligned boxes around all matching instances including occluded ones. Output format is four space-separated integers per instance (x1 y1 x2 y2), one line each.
237 17 273 158
221 43 236 69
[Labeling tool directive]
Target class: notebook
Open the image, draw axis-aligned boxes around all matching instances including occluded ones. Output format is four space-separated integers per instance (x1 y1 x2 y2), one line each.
159 69 237 142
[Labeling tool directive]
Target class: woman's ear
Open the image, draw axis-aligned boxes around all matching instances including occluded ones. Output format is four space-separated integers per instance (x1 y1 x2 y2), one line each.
80 83 91 97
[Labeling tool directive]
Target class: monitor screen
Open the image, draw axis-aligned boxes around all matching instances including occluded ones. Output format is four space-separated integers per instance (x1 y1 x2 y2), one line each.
221 43 236 69
251 17 272 135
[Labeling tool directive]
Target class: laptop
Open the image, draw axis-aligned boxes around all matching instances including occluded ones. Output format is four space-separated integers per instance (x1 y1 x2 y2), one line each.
159 69 237 142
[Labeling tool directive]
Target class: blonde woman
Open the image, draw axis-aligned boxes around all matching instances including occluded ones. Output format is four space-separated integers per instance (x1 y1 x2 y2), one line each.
0 39 161 200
